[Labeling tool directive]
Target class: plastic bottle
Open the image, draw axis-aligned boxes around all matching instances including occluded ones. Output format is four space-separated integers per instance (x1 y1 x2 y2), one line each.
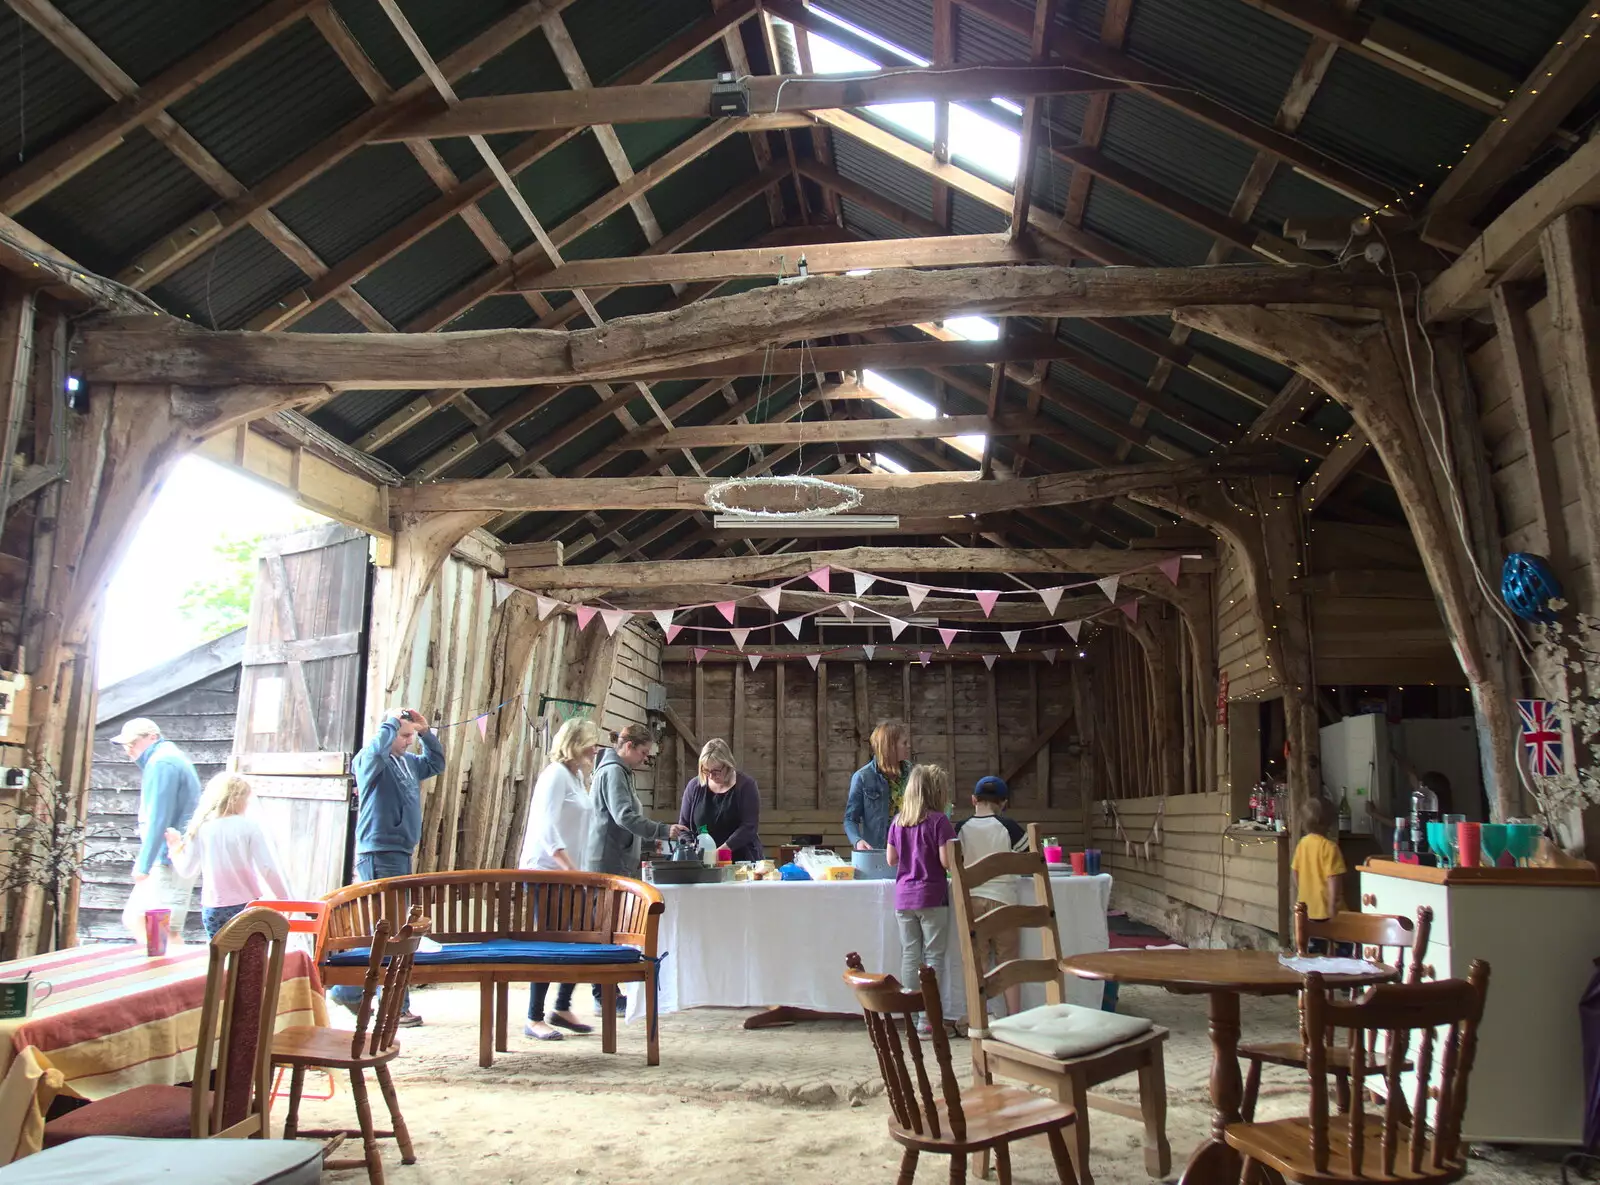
696 827 717 867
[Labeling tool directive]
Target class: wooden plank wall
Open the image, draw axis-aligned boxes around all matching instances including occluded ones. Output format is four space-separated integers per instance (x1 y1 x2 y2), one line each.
79 667 239 943
660 656 1093 854
1094 791 1287 941
1218 541 1273 699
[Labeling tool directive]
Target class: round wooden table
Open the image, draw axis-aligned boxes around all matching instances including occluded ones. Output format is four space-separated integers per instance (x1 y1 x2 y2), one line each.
1059 949 1393 1185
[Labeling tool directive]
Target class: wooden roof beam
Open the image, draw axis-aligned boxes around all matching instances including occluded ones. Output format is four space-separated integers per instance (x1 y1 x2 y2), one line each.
1008 0 1060 244
1299 424 1371 512
1423 9 1600 250
78 265 1391 389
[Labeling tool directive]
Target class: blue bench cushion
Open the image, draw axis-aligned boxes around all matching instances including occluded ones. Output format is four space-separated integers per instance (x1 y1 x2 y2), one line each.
325 939 644 967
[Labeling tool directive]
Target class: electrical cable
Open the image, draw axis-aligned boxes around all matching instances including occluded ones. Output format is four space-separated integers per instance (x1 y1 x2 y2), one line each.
0 227 168 319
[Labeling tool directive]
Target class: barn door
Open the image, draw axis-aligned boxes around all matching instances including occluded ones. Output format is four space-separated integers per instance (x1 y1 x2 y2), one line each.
231 523 370 898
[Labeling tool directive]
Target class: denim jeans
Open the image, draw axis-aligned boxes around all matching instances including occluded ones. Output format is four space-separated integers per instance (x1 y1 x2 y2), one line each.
330 851 414 1012
530 981 576 1020
202 903 247 938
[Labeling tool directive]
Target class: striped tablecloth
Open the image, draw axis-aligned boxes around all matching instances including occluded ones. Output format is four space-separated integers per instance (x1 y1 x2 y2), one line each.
0 942 327 1101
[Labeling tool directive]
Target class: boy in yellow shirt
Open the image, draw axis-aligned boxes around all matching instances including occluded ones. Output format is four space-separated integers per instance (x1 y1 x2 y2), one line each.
1290 797 1346 921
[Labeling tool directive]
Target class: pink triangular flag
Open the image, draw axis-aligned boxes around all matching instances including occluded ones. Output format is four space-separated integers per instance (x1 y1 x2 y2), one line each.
748 654 762 670
806 653 821 671
938 627 959 649
975 590 1000 617
888 617 909 639
853 571 876 596
1038 586 1063 614
982 654 997 670
536 596 558 621
808 566 831 592
664 624 682 644
904 583 929 610
1096 575 1120 603
1159 556 1182 585
652 609 675 632
759 587 783 612
839 601 856 622
476 714 489 739
1064 621 1082 642
1001 630 1021 652
716 600 737 624
730 627 750 651
917 651 932 666
693 647 708 664
1119 600 1140 622
862 645 876 660
600 608 631 636
574 605 597 631
1043 649 1058 665
783 617 804 639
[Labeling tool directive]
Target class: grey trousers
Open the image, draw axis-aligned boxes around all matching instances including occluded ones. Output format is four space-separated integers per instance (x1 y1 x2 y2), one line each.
896 906 950 1004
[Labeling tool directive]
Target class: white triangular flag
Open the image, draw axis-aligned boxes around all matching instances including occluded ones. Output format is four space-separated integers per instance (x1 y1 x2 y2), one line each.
982 654 997 670
1038 586 1063 614
853 571 876 596
600 608 631 636
1064 620 1082 642
748 654 762 671
862 645 876 661
783 617 804 639
759 587 783 612
887 617 909 639
1001 630 1021 652
806 653 821 671
729 628 750 651
652 609 675 633
493 579 514 606
904 583 929 610
839 601 856 622
536 596 559 621
1096 575 1120 603
1043 649 1058 664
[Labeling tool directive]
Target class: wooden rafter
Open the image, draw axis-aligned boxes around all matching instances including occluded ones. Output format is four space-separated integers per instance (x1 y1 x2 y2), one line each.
1299 425 1371 512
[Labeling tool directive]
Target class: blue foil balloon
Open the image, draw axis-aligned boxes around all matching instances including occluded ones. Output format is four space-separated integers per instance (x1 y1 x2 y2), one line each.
1501 552 1562 624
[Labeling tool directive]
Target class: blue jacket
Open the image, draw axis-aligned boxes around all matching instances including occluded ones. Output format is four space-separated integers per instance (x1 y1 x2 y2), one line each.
134 740 202 876
354 717 445 856
844 759 907 850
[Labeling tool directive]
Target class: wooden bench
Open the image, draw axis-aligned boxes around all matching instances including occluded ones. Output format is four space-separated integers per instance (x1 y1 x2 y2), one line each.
317 870 664 1067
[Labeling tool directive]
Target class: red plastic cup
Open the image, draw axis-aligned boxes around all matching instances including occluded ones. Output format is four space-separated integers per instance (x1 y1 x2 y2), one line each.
1069 851 1087 875
144 908 171 957
1455 822 1481 868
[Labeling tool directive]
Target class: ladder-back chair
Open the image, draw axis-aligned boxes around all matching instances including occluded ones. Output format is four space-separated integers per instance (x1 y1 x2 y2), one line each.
43 907 290 1146
948 824 1170 1185
844 953 1081 1185
273 907 427 1185
1241 903 1433 1122
1227 962 1490 1185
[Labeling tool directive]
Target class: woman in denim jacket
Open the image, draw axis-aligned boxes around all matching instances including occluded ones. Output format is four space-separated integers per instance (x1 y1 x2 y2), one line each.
845 719 912 851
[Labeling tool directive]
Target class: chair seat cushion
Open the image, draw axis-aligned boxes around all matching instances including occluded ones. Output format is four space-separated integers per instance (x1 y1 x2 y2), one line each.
2 1135 322 1185
323 939 643 967
42 1085 197 1147
987 1003 1155 1060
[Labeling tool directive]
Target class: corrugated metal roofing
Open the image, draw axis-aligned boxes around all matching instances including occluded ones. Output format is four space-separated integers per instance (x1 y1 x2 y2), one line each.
311 387 418 438
566 0 715 85
831 133 934 219
0 16 110 168
290 302 367 334
272 142 441 266
151 222 307 329
1098 91 1257 217
1082 180 1213 265
359 215 496 326
328 0 536 92
55 0 270 85
19 129 216 275
1380 0 1586 77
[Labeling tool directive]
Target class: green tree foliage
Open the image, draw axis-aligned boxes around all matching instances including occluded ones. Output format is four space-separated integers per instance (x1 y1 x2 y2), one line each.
176 517 318 640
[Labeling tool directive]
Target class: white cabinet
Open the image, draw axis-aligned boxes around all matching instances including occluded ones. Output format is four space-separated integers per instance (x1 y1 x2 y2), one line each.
1360 861 1600 1144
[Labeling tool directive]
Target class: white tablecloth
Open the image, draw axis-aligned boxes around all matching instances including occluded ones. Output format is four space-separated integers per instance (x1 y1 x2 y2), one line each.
633 873 1111 1022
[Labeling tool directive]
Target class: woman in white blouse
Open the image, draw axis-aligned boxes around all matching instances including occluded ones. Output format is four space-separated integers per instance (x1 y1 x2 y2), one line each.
518 716 604 1040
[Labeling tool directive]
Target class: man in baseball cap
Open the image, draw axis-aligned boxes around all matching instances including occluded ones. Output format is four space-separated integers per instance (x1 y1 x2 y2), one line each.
111 718 202 944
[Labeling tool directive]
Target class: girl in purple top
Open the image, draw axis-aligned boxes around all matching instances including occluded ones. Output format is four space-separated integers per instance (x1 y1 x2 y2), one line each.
885 763 955 1032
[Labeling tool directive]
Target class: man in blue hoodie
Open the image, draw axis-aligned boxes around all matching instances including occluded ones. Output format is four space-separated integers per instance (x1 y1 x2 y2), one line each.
113 717 202 945
331 708 445 1023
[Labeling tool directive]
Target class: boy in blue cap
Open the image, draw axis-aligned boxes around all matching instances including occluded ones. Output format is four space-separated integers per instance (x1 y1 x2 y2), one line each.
955 776 1027 1016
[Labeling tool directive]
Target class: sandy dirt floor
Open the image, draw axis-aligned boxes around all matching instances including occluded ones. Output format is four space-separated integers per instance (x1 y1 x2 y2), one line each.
289 984 1564 1185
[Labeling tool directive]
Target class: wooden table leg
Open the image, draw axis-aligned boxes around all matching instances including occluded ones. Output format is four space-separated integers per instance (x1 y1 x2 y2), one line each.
1177 990 1243 1185
478 981 494 1068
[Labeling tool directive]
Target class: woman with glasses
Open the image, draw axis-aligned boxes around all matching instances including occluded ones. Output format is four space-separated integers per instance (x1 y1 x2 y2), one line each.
676 737 764 862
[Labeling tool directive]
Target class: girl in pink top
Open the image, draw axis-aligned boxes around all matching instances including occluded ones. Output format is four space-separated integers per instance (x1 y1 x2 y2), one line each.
885 763 955 1032
167 772 293 938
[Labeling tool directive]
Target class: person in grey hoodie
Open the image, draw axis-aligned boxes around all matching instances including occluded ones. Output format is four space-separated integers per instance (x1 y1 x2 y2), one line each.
582 723 686 1015
331 708 445 1023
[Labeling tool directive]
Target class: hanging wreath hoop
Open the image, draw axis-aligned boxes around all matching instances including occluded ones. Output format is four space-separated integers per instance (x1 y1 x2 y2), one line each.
704 474 864 519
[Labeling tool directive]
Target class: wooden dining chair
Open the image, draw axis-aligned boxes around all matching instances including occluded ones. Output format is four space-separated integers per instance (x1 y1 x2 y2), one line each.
1227 962 1490 1185
948 824 1170 1185
42 906 290 1146
272 907 426 1185
1240 903 1433 1122
249 898 336 1104
844 952 1081 1185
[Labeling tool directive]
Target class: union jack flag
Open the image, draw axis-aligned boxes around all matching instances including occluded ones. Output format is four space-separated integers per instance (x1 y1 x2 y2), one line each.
1517 698 1564 777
